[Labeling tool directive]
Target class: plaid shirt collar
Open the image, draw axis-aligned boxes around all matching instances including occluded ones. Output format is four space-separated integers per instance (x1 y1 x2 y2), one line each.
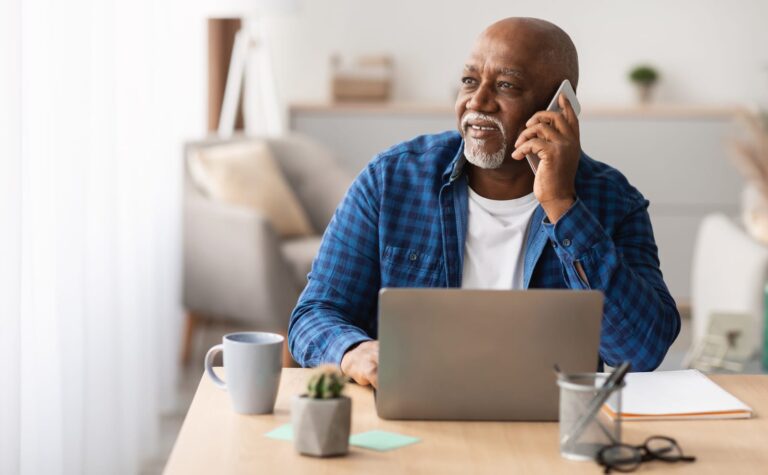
445 139 467 183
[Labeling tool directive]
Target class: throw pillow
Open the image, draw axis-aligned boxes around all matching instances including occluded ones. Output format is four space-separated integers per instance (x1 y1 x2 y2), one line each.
189 141 314 237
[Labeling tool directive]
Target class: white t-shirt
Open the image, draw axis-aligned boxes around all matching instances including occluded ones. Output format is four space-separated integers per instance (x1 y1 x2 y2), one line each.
461 187 539 289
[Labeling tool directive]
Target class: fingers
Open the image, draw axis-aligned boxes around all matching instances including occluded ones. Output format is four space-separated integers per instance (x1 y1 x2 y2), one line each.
526 103 575 138
558 93 580 137
511 138 548 161
362 356 378 386
366 349 379 388
352 360 378 388
342 341 379 388
514 122 560 147
514 93 580 163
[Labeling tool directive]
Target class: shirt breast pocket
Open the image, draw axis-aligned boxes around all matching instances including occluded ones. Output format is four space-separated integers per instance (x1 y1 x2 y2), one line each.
381 246 444 288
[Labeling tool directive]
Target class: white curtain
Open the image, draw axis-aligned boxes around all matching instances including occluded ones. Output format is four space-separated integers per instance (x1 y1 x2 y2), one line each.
0 0 206 473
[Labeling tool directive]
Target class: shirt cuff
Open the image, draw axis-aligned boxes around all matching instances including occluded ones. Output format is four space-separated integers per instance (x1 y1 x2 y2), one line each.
541 198 606 260
324 331 374 367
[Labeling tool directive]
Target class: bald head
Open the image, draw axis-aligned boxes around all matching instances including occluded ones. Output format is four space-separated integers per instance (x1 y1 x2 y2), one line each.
455 18 580 171
479 17 579 89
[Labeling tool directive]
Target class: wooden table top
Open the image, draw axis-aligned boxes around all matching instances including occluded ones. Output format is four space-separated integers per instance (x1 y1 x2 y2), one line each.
165 368 768 474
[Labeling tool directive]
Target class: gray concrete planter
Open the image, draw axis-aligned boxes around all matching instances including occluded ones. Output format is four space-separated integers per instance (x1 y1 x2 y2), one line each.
292 395 351 457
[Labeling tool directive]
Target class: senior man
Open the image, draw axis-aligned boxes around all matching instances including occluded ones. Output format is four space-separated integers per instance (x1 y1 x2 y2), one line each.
288 17 680 387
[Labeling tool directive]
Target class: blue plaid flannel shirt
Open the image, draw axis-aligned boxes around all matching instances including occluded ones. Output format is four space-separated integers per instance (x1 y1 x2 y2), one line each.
288 130 680 371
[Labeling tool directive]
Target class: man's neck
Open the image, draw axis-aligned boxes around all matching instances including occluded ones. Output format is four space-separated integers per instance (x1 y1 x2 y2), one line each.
466 159 535 200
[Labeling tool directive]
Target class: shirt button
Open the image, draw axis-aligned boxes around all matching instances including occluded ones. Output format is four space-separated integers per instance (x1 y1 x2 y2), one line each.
551 241 558 248
562 238 572 247
409 252 418 261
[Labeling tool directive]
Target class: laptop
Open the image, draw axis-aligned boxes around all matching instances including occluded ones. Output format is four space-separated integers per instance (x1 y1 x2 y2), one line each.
375 288 603 421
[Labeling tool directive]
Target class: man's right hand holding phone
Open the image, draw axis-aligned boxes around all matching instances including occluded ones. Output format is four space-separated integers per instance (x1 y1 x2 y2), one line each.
340 340 380 389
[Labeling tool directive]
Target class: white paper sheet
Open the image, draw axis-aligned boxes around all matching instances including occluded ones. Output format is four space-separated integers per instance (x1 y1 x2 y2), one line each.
606 369 752 420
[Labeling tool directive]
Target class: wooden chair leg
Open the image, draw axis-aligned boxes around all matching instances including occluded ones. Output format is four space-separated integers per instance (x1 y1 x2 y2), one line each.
181 311 200 366
280 331 297 368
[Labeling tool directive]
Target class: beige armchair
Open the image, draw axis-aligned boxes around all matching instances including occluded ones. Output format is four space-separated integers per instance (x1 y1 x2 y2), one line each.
181 134 352 366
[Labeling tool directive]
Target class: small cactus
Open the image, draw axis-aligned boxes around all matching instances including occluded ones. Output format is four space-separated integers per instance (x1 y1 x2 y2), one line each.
306 365 347 399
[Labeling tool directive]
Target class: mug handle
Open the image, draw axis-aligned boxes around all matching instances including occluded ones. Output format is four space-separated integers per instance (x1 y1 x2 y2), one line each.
204 344 227 390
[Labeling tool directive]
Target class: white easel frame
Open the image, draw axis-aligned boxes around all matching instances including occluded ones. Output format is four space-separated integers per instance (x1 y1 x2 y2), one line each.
217 17 282 138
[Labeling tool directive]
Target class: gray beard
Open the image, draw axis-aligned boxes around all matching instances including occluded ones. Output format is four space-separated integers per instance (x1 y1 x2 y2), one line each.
464 137 507 169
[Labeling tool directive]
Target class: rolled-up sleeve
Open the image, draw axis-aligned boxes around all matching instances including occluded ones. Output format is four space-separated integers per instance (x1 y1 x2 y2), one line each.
542 198 681 371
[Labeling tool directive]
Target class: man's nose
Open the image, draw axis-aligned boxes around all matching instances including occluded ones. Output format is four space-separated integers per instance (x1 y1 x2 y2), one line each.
466 83 497 112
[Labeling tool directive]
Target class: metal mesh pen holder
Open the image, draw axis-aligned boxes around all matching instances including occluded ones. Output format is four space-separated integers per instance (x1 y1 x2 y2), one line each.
557 373 624 461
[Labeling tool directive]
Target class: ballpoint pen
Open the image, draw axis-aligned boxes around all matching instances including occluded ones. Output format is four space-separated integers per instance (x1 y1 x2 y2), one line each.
559 361 631 450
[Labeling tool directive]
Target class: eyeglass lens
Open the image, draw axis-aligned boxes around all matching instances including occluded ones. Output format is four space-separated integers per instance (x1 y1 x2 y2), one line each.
645 436 682 460
600 444 641 472
598 436 695 473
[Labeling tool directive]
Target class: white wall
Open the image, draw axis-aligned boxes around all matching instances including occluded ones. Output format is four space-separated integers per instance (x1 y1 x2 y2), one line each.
263 0 768 108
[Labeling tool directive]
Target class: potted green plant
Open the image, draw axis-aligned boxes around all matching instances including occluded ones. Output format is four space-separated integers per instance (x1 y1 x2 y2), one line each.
628 65 659 104
292 366 351 457
731 111 768 245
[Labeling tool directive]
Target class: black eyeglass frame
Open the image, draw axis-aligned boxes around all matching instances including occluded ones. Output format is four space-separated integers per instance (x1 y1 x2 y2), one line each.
596 436 696 473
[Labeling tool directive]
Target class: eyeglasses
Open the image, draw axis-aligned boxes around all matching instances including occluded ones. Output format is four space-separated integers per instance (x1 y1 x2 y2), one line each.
596 436 696 473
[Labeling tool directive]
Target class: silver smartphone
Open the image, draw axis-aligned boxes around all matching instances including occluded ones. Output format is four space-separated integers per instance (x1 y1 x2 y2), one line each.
525 79 581 174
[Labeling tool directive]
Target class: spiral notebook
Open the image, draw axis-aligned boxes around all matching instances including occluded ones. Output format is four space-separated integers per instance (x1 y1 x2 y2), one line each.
604 369 753 421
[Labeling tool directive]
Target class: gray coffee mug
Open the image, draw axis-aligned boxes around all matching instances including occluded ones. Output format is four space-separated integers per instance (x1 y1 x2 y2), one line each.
204 332 283 414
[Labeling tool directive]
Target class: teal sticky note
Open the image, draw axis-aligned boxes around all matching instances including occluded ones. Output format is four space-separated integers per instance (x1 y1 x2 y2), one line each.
349 430 420 451
264 424 293 441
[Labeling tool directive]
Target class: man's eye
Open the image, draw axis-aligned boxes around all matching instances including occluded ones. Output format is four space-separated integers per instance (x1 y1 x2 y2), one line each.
498 81 516 90
461 77 477 86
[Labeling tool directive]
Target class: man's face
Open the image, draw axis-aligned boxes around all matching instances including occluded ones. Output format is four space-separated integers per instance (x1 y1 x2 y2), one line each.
455 27 559 170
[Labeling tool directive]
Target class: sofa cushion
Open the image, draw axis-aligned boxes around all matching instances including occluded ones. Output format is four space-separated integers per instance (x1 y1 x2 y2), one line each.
189 141 314 237
281 236 323 285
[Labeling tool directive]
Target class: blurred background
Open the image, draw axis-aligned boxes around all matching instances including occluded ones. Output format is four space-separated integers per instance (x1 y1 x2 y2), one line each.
3 0 768 473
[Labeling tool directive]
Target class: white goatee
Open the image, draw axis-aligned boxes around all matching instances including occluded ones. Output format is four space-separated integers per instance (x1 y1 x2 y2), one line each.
464 139 507 169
